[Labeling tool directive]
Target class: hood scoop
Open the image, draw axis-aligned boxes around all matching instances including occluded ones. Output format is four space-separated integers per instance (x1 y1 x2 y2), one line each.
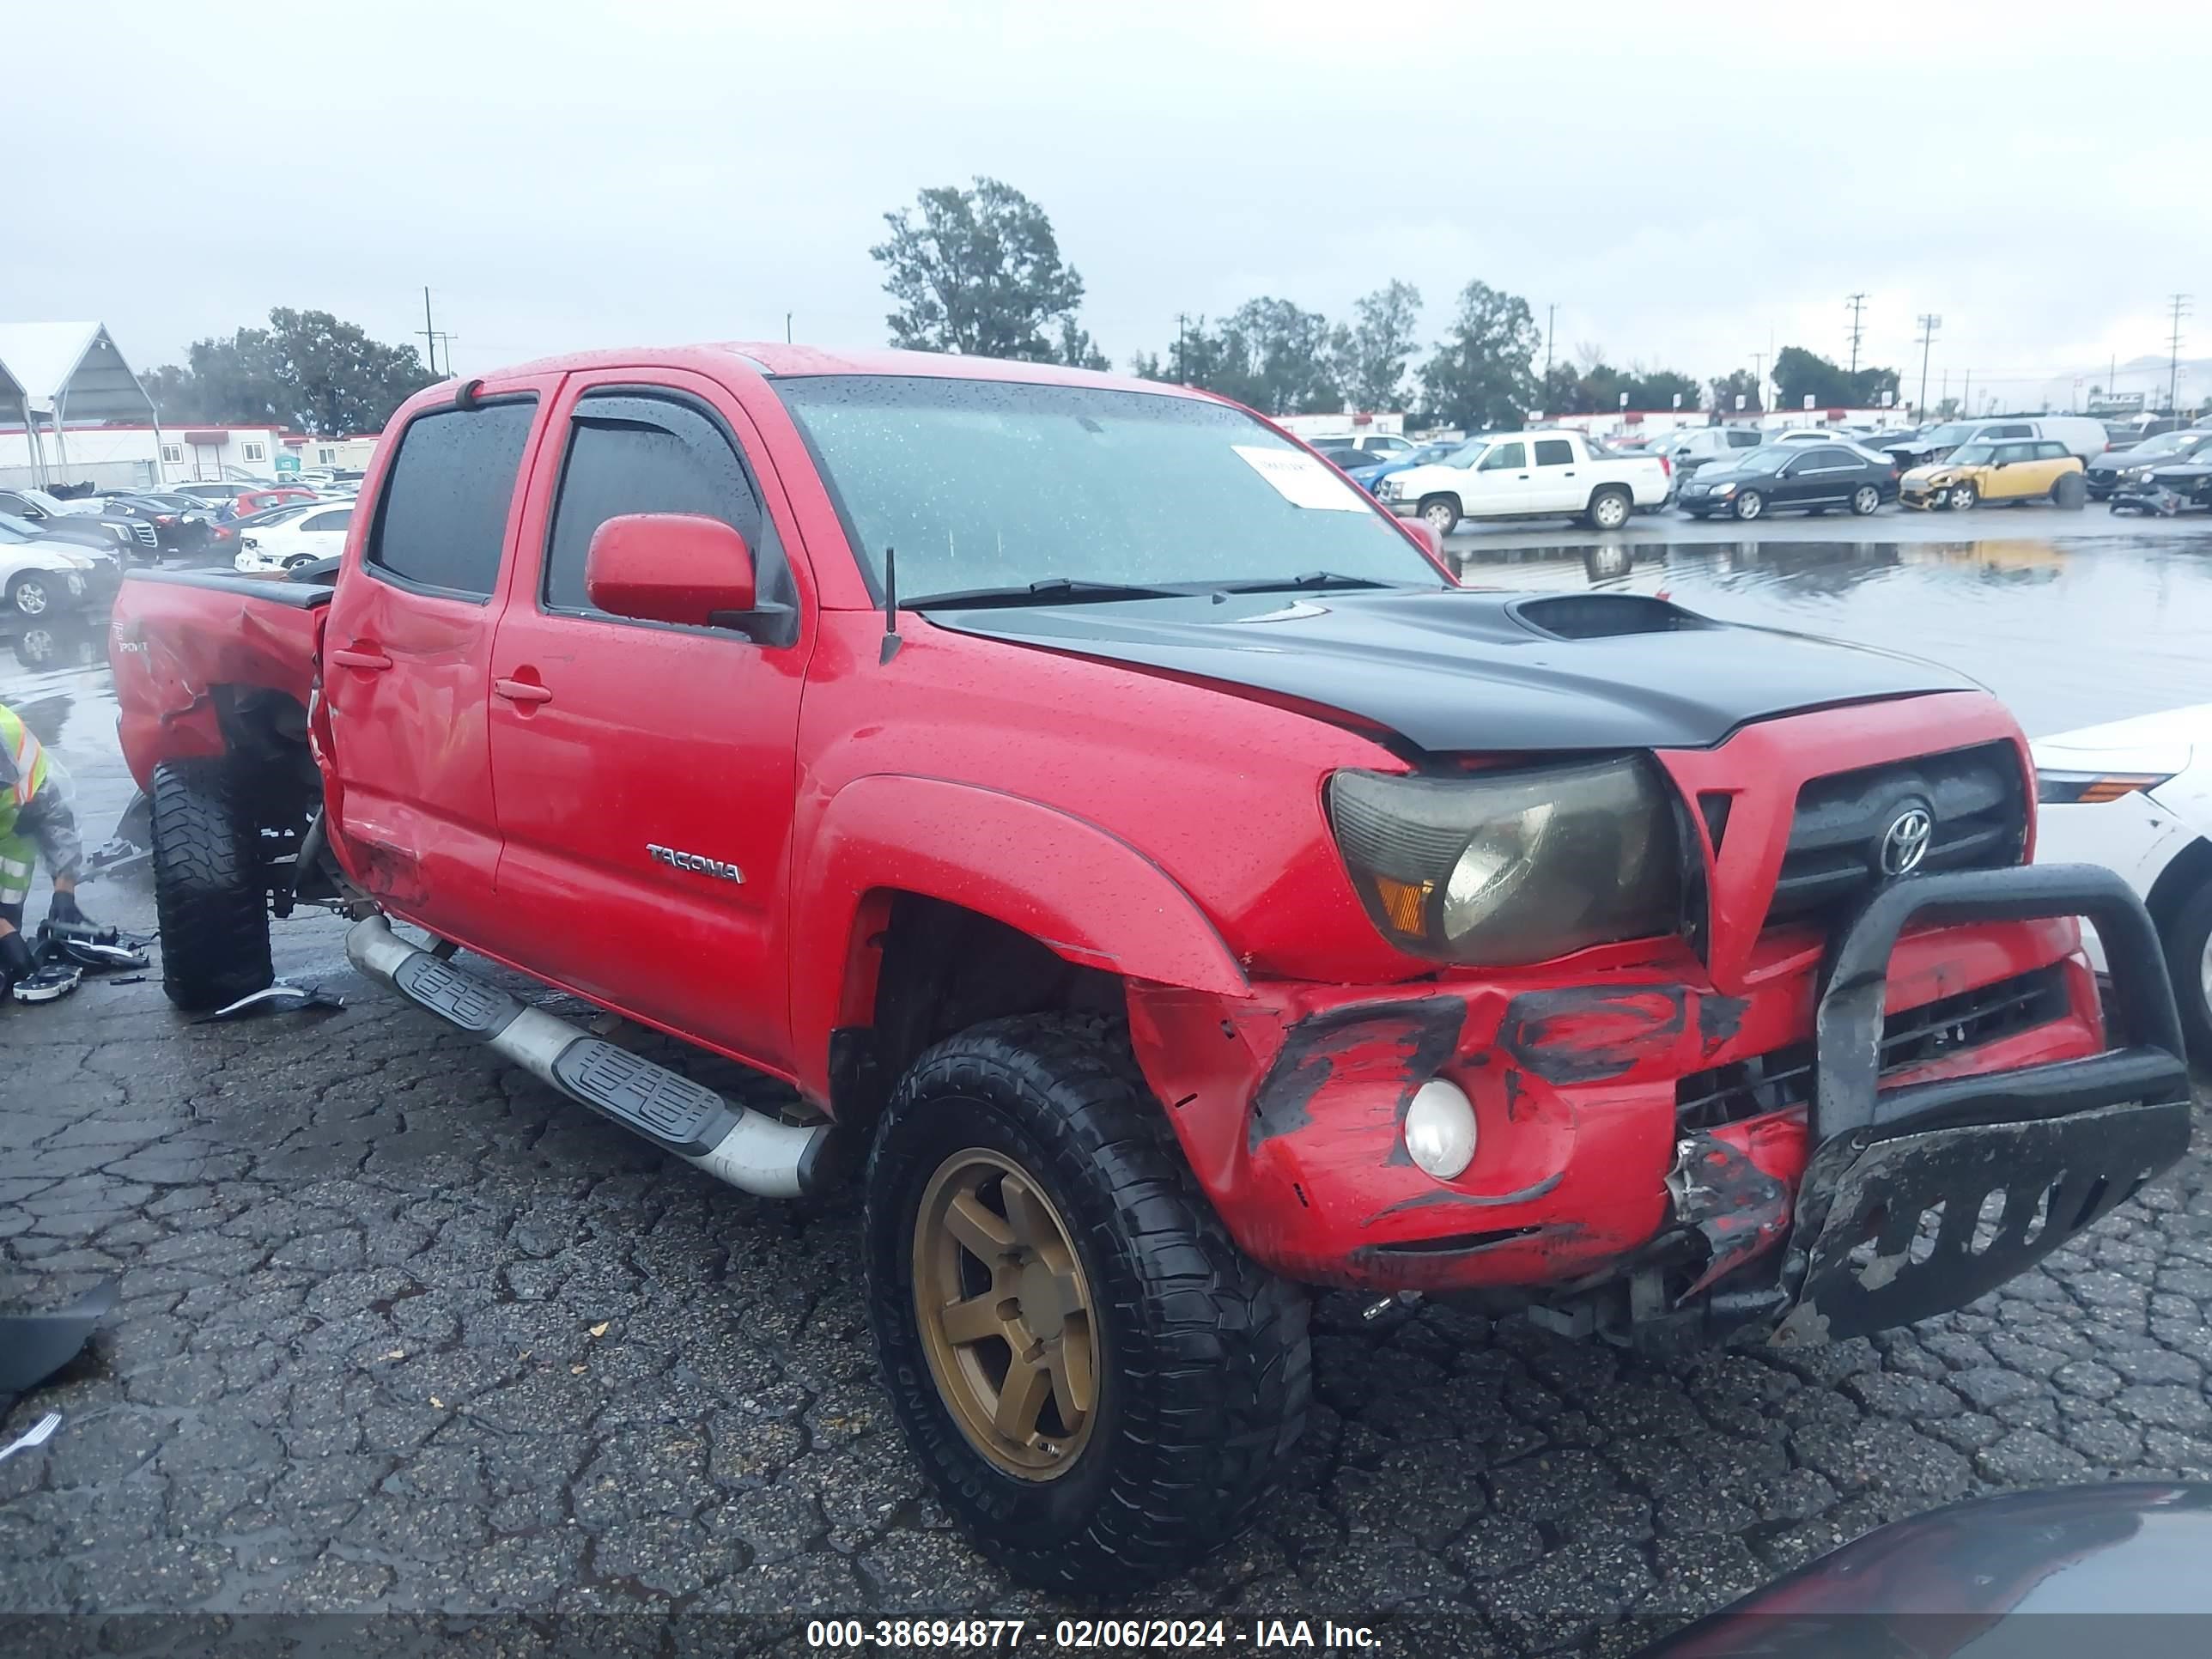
1507 593 1713 641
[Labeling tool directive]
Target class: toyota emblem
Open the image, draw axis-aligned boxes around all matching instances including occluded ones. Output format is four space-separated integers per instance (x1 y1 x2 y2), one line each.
1879 805 1934 876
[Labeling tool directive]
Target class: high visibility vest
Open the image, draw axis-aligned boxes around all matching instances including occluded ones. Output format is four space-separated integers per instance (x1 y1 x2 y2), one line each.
0 702 50 840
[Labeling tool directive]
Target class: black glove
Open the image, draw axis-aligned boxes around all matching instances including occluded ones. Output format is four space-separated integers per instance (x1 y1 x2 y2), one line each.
0 929 35 1000
45 890 95 937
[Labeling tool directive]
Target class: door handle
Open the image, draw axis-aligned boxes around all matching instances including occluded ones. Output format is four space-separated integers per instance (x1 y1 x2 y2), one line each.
328 647 391 672
493 677 554 706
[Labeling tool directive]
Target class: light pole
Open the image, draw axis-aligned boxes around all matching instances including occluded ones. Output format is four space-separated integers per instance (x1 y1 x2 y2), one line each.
1916 314 1942 418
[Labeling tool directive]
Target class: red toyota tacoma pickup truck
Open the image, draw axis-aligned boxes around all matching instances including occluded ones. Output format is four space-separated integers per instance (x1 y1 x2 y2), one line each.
108 346 2193 1590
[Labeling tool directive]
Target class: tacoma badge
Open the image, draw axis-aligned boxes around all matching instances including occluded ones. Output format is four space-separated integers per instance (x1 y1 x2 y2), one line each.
647 843 745 884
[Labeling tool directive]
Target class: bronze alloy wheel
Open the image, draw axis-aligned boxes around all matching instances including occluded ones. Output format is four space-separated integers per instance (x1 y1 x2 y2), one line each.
911 1147 1098 1480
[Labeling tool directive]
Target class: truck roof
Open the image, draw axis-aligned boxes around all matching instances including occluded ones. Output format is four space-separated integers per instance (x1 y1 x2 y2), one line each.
480 342 1195 400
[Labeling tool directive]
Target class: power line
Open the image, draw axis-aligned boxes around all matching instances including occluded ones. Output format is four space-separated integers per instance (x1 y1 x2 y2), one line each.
1845 293 1868 375
1915 313 1942 418
2168 294 2191 412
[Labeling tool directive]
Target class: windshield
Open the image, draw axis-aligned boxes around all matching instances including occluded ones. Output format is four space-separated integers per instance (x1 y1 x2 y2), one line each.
2131 430 2197 458
1948 444 1997 465
1733 448 1790 474
775 376 1443 599
0 513 37 542
1922 422 1978 447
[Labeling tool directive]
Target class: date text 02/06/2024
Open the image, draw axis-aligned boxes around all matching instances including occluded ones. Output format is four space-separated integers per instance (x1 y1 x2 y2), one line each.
803 1620 1382 1649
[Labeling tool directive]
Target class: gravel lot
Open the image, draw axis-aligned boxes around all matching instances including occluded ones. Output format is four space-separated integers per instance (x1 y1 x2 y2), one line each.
5 880 2211 1655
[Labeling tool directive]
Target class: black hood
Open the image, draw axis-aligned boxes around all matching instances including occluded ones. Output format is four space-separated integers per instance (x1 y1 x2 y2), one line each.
925 588 1978 753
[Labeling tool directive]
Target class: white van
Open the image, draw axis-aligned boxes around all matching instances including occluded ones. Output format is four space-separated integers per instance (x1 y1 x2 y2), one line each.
1885 416 2108 467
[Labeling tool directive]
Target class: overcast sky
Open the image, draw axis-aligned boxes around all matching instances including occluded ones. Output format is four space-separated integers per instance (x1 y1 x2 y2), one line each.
15 3 2212 404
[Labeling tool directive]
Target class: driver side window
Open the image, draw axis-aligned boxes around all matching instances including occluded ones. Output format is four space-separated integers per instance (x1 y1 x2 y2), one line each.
1479 442 1526 471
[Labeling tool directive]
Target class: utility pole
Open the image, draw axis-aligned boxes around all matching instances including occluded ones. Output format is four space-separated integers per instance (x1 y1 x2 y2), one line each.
1962 368 1971 416
1543 304 1557 392
418 286 440 378
1174 313 1190 383
1916 313 1942 418
1751 349 1765 410
1845 292 1868 375
2167 294 2191 414
785 312 793 345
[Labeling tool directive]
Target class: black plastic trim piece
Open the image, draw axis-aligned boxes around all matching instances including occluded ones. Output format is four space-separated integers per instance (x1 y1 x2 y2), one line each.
121 568 332 610
390 952 523 1038
549 1037 737 1157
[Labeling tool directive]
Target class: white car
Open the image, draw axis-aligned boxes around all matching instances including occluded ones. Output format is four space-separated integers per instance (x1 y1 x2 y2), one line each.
1375 428 1673 534
234 503 355 573
2032 704 2212 1062
0 519 101 616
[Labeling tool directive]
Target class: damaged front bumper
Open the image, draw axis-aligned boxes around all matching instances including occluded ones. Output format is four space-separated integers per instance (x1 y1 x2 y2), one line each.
1126 864 2190 1345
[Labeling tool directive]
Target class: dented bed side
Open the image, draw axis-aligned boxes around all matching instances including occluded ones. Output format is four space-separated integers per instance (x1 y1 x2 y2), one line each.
109 570 327 789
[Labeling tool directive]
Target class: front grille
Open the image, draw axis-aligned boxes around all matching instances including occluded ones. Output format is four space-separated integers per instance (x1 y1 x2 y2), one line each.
1674 964 2069 1132
132 522 157 546
1767 741 2027 928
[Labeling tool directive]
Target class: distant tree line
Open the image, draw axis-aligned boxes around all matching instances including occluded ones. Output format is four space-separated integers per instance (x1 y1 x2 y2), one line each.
142 308 434 435
870 178 1904 431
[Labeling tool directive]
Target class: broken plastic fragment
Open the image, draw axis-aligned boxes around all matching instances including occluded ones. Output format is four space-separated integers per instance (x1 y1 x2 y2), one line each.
0 1413 63 1465
193 983 346 1023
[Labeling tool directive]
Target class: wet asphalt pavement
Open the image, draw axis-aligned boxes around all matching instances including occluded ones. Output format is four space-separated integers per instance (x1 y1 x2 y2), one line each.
4 515 2212 1655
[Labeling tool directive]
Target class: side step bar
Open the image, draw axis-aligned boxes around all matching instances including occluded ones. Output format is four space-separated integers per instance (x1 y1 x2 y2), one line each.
344 915 836 1199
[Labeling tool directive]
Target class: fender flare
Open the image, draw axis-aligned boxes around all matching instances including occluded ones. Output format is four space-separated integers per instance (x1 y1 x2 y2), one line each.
788 774 1249 1101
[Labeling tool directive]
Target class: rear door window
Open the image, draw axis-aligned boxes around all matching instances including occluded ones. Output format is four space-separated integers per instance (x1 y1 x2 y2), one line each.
1727 429 1762 447
366 398 538 599
302 509 353 533
1533 438 1575 466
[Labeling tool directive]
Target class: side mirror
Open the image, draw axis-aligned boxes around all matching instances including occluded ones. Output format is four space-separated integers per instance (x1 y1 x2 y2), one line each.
586 513 756 627
1403 518 1443 561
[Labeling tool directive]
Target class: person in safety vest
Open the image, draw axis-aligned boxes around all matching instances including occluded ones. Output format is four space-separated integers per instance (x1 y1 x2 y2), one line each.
1 700 93 1000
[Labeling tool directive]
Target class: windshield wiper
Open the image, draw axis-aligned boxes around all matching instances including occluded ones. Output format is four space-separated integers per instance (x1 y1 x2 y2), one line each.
907 577 1190 609
1213 571 1406 594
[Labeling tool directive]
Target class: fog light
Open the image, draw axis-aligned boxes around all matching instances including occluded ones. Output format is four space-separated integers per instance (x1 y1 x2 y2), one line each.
1403 1079 1477 1180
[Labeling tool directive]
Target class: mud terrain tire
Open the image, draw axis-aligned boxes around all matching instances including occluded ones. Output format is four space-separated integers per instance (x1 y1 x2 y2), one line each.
863 1013 1310 1593
151 758 272 1012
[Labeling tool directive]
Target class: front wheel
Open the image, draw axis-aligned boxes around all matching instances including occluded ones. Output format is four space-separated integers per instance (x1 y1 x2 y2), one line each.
1419 495 1461 538
2052 472 2087 510
1586 487 1632 531
150 759 273 1012
8 574 52 617
2164 878 2212 1067
1851 484 1882 515
863 1014 1310 1593
1948 481 1979 511
1731 489 1765 521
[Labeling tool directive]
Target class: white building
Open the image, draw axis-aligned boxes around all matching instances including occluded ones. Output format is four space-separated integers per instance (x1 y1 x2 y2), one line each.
0 420 298 489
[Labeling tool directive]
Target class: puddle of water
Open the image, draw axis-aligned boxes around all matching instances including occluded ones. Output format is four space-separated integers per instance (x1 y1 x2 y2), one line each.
1457 533 2212 737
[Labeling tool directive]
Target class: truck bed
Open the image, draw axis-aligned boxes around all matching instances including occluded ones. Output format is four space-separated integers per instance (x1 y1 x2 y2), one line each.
109 568 329 789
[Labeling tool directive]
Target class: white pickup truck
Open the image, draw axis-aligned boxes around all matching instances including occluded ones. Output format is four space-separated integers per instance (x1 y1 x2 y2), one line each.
1375 430 1672 535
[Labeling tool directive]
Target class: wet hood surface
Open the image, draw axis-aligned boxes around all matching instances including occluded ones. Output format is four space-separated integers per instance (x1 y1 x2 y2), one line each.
925 586 1978 752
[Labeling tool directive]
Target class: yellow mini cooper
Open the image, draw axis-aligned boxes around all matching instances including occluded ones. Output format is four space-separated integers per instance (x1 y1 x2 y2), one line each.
1899 438 2087 511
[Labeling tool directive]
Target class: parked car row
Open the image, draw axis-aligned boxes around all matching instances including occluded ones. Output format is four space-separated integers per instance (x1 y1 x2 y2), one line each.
0 474 360 564
1330 409 2212 531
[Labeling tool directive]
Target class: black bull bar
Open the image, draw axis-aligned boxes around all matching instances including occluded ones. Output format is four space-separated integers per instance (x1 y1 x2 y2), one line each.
1765 864 2193 1346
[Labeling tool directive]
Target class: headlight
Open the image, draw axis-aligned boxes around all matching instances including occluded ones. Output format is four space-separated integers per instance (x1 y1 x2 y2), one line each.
2036 769 2177 805
2130 468 2154 481
1711 481 1736 495
1328 757 1683 965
